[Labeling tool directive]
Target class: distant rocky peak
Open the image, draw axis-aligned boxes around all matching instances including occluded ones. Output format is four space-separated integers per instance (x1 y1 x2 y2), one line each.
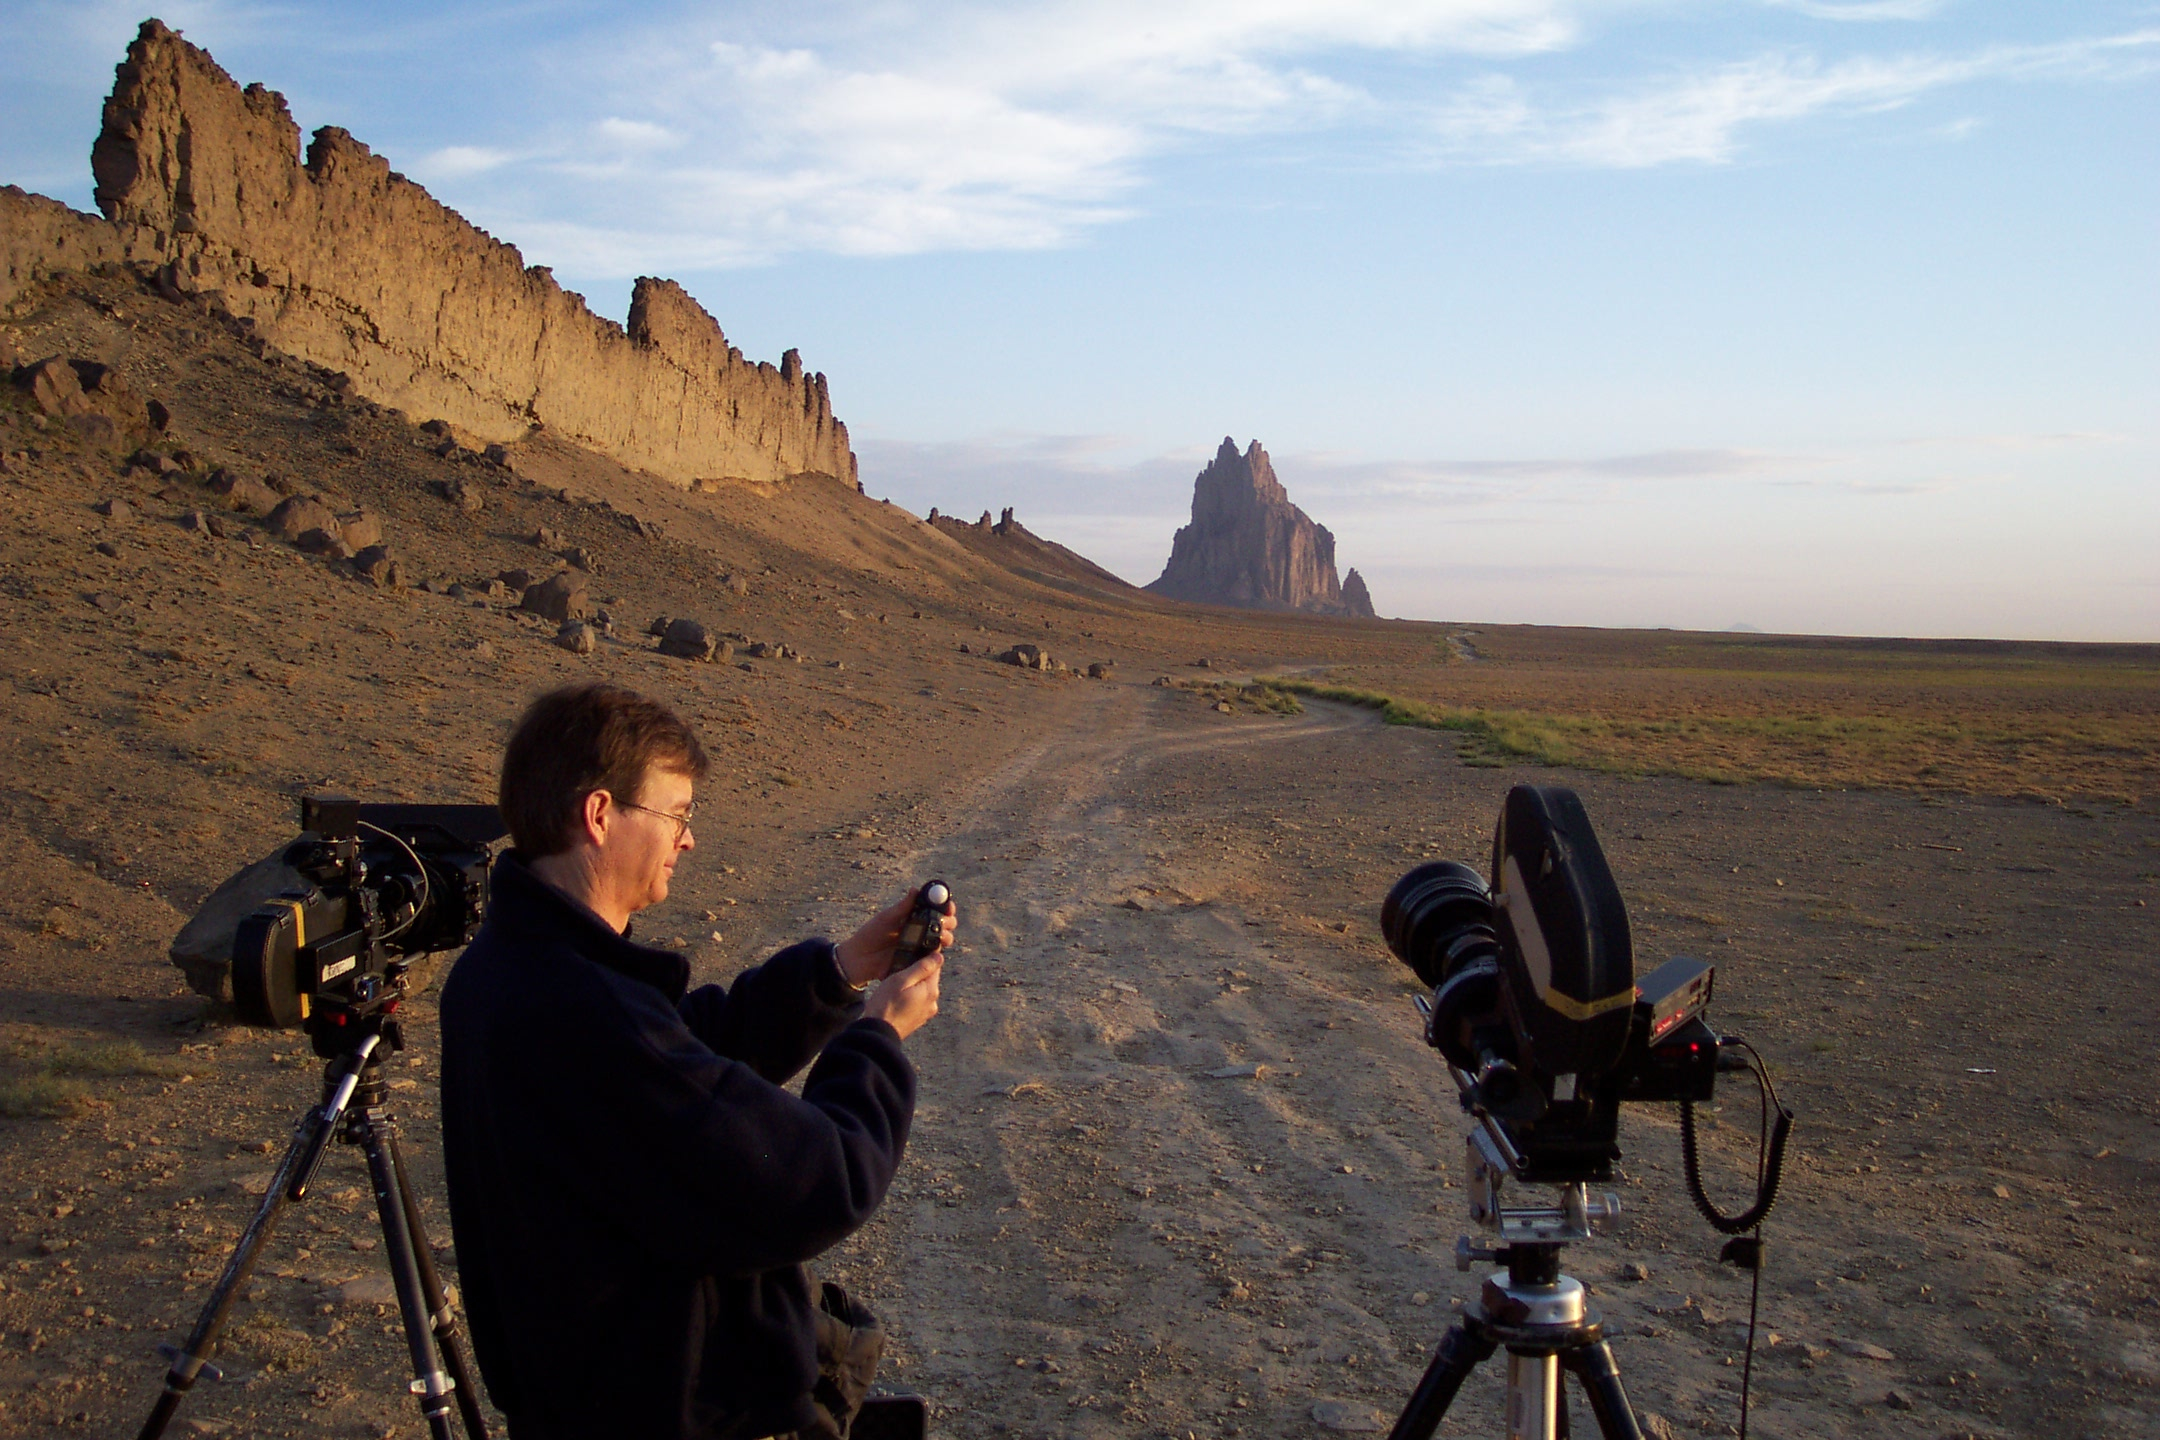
1147 437 1362 616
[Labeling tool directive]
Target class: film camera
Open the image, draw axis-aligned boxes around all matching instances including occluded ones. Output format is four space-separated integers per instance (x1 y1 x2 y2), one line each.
141 796 506 1440
231 796 505 1038
1383 784 1723 1188
1377 785 1790 1440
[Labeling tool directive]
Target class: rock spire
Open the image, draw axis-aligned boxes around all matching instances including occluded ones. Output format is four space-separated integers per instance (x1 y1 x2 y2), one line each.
1146 438 1364 615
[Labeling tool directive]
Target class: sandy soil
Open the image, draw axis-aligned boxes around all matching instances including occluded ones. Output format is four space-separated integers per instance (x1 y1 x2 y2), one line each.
0 270 2155 1440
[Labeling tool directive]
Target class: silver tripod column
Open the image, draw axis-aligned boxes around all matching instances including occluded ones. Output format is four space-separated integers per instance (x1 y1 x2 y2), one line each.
1483 1271 1588 1440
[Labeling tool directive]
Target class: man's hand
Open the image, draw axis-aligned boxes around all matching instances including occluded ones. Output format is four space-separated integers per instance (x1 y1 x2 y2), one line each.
862 954 942 1040
836 887 958 989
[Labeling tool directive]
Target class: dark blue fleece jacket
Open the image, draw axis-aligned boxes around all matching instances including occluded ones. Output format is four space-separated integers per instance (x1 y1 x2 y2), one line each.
439 853 915 1440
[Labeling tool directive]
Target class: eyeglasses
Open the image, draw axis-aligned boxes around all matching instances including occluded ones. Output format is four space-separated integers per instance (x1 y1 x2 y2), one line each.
618 800 696 840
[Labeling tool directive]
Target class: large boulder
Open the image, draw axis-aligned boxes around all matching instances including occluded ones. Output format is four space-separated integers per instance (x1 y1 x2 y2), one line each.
521 570 590 622
658 618 728 661
14 356 90 417
266 494 338 542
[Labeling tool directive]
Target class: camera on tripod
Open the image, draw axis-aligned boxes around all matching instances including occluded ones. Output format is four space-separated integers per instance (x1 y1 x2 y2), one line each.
1376 785 1792 1440
229 797 505 1041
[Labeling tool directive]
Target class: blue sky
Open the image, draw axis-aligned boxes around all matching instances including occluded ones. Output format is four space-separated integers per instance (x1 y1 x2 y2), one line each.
4 1 2154 639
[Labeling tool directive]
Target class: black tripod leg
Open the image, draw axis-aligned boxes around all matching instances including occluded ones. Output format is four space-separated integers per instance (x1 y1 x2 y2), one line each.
387 1127 491 1439
1387 1323 1498 1440
138 1095 333 1440
354 1108 459 1440
1560 1339 1645 1440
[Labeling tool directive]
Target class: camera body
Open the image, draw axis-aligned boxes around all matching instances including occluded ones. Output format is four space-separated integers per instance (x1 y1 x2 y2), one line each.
1384 785 1719 1185
231 797 504 1046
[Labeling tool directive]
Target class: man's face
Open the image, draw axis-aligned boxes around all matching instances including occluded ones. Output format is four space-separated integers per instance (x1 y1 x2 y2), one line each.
608 765 696 916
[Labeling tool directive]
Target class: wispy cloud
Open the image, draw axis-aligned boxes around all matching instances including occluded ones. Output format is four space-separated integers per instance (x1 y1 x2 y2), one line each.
1762 0 1952 21
1425 28 2160 167
288 4 2160 267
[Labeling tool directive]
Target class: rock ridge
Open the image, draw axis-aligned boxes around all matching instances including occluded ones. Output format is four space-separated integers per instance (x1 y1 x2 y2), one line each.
3 19 852 491
1146 438 1367 616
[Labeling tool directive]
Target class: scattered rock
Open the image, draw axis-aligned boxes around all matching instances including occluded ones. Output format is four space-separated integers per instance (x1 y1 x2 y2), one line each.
482 443 511 467
1203 1063 1265 1080
265 494 338 543
556 621 598 655
95 540 122 558
1619 1262 1650 1282
350 545 403 589
1151 675 1173 686
95 497 134 523
15 355 90 417
136 450 186 477
72 412 124 448
747 641 800 661
1086 662 1113 679
529 526 563 550
996 643 1055 671
562 545 599 573
331 1275 397 1308
181 509 229 538
337 509 383 551
1836 1339 1896 1361
146 397 172 432
1640 1415 1678 1440
1309 1400 1385 1433
210 470 280 515
435 477 484 514
721 572 750 596
496 568 536 593
658 618 727 662
296 527 354 560
1191 658 1215 669
521 571 591 623
1884 1389 1914 1411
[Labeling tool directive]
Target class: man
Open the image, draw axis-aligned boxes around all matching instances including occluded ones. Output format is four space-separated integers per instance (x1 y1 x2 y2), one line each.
440 682 950 1440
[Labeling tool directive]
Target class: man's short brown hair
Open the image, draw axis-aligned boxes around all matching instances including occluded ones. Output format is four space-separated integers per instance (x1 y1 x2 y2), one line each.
499 683 711 857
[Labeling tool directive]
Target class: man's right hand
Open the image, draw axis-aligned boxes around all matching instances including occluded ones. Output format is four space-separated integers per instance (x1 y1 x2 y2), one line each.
862 954 942 1040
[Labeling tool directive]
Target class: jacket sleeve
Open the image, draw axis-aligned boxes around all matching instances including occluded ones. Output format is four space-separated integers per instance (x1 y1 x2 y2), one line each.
517 970 914 1278
677 939 864 1085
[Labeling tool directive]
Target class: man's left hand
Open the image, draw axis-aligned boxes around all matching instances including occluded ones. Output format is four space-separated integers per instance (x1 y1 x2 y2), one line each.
836 886 957 989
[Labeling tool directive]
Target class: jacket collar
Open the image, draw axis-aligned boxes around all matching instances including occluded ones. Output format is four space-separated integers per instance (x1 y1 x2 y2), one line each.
486 850 691 1002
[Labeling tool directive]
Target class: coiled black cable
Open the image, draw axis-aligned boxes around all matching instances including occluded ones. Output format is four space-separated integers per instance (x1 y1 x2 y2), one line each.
1680 1040 1793 1233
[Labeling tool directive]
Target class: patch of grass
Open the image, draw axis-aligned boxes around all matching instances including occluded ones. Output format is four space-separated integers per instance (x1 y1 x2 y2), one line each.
45 1040 182 1078
1254 679 1581 766
0 1073 87 1118
0 1039 182 1118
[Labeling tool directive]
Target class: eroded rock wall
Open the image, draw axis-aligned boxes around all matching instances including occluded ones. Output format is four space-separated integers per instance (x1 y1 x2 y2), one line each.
1147 437 1352 614
15 19 853 489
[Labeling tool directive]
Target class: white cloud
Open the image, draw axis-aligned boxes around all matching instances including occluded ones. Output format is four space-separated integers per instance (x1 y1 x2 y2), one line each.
411 145 517 181
1762 0 1951 21
400 5 2160 268
1426 29 2160 167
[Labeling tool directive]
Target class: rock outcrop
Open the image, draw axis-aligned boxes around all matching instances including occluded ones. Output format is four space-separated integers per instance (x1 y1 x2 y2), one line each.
1147 438 1360 614
2 20 853 491
1342 568 1376 619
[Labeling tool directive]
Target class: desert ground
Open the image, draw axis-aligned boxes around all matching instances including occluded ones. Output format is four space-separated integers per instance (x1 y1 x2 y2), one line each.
1 269 2156 1440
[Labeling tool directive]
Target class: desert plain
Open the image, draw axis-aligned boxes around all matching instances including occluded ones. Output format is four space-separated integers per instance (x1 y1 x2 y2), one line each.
0 265 2156 1440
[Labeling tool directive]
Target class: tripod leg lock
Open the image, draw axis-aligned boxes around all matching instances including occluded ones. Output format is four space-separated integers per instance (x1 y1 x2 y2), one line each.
155 1342 224 1385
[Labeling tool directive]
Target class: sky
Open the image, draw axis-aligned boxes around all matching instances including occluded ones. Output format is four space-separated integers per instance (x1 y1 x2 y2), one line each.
3 1 2154 640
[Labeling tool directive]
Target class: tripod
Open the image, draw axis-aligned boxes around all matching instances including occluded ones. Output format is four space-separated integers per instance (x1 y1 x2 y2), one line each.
138 1021 489 1440
1387 1098 1647 1440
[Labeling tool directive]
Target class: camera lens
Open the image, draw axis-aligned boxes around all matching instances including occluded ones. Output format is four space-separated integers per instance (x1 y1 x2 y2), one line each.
1381 861 1496 988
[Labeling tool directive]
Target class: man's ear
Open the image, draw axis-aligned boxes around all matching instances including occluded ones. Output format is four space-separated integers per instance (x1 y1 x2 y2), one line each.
580 788 615 848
